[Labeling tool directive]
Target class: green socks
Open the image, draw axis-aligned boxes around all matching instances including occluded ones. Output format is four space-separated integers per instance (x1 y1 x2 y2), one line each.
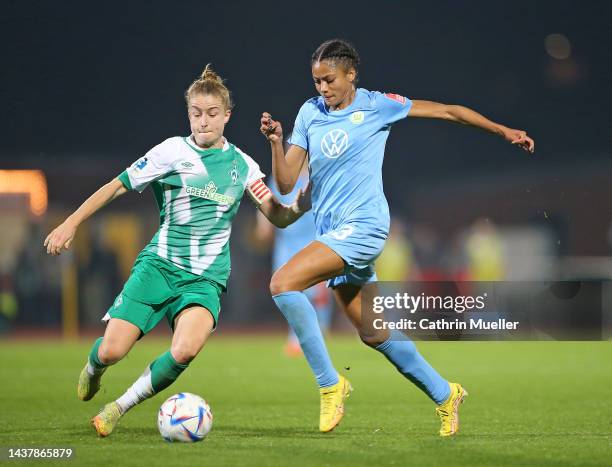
150 351 189 392
116 350 189 413
87 337 106 375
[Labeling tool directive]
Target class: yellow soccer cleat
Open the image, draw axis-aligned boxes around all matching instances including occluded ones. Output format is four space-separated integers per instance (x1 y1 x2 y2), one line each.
91 402 123 437
436 382 468 437
77 363 102 401
319 375 352 433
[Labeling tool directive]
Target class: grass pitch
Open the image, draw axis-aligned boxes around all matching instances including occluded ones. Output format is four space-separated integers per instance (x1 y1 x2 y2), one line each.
0 336 610 467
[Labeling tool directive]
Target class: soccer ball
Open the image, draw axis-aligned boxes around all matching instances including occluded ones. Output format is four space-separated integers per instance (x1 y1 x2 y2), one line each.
158 392 213 442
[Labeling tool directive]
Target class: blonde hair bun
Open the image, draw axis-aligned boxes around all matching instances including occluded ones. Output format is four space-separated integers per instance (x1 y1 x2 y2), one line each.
200 64 223 84
185 63 233 109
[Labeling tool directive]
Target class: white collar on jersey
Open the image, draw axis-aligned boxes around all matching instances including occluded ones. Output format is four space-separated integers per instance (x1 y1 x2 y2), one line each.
186 135 230 152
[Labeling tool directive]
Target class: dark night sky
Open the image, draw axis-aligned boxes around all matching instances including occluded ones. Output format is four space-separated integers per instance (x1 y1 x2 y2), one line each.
1 0 610 187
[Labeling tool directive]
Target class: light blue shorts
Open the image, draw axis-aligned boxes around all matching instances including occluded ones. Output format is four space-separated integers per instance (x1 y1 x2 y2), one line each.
317 221 387 288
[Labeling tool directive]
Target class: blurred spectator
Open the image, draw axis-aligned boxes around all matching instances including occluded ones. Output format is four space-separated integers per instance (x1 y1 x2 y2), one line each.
78 221 121 327
376 218 417 282
14 224 57 326
0 274 18 334
411 224 447 281
253 165 333 356
464 218 505 280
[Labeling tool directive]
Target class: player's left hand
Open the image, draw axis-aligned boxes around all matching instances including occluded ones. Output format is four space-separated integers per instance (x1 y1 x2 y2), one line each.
500 126 535 153
294 181 311 213
44 221 77 256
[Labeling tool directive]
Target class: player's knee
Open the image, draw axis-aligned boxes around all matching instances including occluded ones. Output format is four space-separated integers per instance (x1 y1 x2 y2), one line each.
97 342 128 365
171 342 200 364
358 330 388 348
269 271 299 296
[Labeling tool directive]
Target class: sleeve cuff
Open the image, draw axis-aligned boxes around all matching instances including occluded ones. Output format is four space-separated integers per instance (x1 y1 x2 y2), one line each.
287 139 308 151
118 170 133 191
403 98 413 118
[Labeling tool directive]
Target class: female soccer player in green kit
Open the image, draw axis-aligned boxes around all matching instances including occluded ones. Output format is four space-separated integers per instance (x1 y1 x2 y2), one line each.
44 65 310 437
261 39 534 436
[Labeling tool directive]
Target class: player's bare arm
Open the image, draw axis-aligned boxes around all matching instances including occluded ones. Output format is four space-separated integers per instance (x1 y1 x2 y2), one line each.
44 177 127 256
249 178 311 229
260 112 308 194
408 100 535 153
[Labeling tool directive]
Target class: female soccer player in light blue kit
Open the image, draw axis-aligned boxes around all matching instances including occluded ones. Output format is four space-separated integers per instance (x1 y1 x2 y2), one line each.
260 39 534 436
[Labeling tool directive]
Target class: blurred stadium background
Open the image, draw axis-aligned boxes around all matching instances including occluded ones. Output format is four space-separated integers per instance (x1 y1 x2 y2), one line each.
0 0 611 338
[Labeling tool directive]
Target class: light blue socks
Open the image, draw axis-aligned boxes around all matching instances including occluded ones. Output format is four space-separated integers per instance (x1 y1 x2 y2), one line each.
273 291 339 387
274 291 449 402
287 286 333 342
375 330 450 404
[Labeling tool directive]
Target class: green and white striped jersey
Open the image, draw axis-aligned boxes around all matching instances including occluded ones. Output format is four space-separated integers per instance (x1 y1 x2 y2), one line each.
118 136 265 289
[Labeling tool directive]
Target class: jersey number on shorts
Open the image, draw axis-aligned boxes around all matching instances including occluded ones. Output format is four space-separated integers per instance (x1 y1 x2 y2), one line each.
330 225 354 240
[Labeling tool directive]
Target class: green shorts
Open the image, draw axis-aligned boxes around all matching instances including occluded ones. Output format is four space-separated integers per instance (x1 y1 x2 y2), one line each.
103 252 223 335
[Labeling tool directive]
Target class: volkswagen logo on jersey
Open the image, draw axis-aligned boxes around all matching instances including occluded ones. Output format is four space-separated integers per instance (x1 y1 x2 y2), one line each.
321 129 349 159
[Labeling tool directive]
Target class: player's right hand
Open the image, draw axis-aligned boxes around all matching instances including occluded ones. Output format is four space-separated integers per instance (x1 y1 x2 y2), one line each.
44 221 77 256
260 112 283 142
294 181 312 214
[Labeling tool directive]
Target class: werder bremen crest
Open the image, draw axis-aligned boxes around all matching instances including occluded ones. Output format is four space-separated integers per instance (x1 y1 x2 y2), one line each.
230 161 239 184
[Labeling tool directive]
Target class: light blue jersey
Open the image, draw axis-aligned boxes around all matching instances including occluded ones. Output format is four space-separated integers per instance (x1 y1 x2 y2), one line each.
288 88 412 234
270 175 315 271
287 88 412 285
